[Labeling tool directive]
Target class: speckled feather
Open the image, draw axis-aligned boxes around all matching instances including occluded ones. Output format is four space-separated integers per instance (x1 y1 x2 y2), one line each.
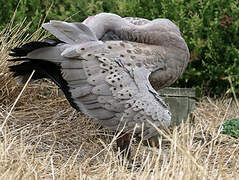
57 39 174 139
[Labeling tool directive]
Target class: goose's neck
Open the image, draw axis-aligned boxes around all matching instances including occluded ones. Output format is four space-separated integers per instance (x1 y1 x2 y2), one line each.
83 13 190 89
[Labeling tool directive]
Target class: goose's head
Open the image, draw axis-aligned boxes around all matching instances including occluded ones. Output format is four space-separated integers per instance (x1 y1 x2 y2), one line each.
83 13 133 40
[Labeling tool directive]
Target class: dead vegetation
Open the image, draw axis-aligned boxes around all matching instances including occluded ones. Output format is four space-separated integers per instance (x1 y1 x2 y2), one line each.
0 22 239 180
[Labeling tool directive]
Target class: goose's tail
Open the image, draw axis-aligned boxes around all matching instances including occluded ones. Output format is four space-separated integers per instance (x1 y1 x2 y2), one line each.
8 19 98 81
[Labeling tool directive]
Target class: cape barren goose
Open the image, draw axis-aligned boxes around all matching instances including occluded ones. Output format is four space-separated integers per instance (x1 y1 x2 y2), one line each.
8 13 189 158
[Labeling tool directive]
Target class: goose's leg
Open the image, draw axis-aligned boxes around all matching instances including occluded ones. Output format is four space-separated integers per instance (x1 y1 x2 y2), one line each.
116 132 132 160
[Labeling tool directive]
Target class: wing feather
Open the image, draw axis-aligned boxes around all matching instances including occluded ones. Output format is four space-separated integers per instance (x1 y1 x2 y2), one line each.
43 21 97 44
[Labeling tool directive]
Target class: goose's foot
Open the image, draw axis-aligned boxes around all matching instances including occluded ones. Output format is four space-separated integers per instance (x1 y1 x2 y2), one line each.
116 132 132 160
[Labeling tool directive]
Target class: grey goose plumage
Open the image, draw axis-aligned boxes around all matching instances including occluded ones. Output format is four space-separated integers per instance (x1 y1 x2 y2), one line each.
8 13 189 143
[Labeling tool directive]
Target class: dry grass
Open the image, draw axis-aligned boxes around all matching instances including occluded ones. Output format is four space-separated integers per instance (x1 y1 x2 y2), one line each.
1 22 239 180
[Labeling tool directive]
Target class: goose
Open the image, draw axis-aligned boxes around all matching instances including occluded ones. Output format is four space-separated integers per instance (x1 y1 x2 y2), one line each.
8 13 189 158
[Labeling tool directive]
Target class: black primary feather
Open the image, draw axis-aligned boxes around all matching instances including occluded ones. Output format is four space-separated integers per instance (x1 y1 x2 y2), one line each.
8 38 80 111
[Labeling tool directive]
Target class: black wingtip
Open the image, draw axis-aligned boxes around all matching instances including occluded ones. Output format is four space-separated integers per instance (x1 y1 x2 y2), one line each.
7 58 29 62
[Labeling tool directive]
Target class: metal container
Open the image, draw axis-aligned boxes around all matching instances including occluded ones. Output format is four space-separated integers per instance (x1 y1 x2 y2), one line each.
158 87 196 125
